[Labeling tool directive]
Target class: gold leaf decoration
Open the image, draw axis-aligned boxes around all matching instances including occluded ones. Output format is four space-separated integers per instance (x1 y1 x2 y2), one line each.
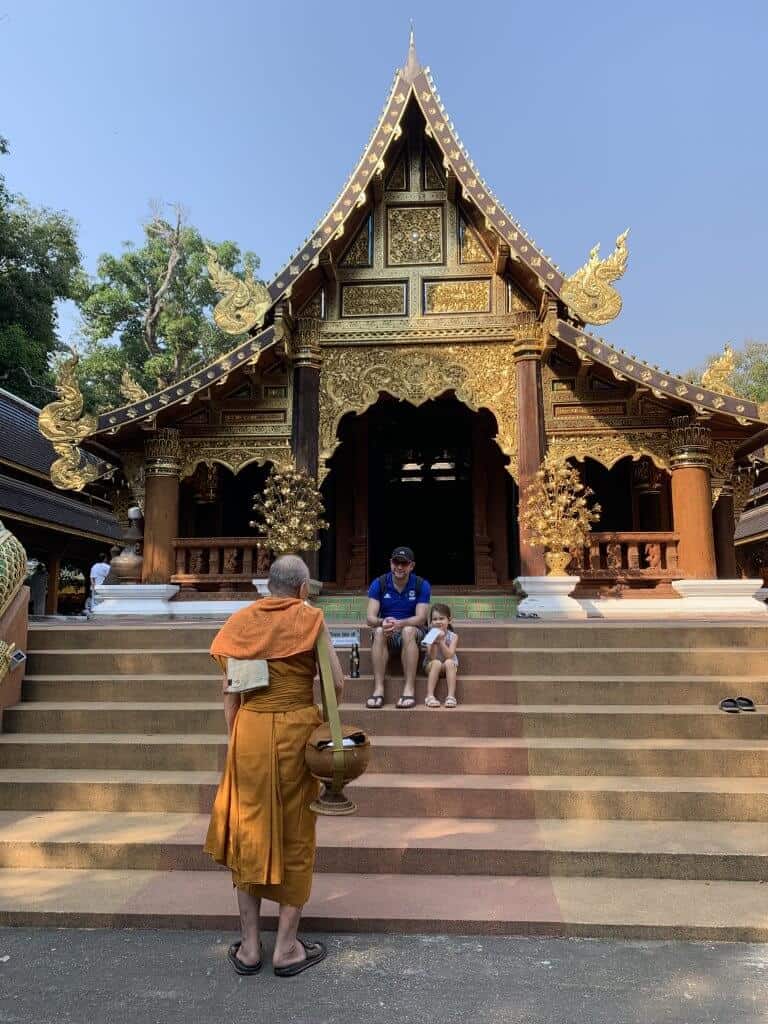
251 461 327 555
206 246 271 335
700 344 737 397
519 454 601 570
561 229 630 325
120 369 149 403
0 519 27 621
38 351 101 492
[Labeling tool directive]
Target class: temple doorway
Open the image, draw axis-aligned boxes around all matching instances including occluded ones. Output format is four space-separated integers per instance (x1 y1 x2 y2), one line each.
179 462 271 537
321 394 516 587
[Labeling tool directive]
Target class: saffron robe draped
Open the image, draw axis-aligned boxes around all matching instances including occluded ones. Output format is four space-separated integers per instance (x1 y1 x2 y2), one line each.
204 598 325 907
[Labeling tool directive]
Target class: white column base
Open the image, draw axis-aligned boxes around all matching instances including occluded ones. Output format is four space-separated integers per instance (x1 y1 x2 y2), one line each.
91 584 180 617
515 576 587 620
252 578 323 598
578 579 768 619
670 578 768 619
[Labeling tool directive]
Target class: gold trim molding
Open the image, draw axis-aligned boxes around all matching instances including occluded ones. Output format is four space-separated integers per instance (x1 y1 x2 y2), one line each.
547 431 671 471
179 441 293 480
319 342 518 480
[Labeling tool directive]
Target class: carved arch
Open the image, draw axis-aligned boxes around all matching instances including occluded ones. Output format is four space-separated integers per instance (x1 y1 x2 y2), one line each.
179 444 293 480
319 343 518 480
546 432 671 472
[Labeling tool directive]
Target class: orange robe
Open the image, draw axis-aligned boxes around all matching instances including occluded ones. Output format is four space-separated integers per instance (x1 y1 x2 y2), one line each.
204 598 324 907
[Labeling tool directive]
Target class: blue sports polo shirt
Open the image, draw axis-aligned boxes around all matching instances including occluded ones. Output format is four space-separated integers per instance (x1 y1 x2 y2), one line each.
367 572 431 620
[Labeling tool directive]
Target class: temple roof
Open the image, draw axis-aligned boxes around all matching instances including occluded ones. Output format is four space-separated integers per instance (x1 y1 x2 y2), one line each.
90 37 762 437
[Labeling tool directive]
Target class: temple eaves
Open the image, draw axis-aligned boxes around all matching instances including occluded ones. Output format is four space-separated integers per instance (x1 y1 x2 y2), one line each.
88 48 762 436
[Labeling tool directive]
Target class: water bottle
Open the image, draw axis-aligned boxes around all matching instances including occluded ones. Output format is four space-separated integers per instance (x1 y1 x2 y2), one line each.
350 643 360 678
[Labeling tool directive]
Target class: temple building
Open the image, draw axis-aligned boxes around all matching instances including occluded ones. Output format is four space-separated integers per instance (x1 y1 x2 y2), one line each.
38 37 766 604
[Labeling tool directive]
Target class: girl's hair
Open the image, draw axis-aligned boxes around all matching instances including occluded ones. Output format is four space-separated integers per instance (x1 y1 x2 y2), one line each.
430 602 452 625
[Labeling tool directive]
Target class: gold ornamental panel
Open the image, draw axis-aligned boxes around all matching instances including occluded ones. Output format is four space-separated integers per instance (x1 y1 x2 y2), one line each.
340 217 372 268
460 219 490 264
547 432 671 472
319 342 517 479
387 206 443 265
341 283 407 318
180 440 293 480
424 279 490 315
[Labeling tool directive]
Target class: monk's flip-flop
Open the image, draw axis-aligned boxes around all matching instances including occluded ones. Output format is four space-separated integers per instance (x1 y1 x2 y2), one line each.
228 941 263 976
396 695 416 709
366 695 384 709
274 939 327 978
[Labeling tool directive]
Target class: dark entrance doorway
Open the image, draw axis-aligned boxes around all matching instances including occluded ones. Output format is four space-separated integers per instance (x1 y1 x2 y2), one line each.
367 395 475 584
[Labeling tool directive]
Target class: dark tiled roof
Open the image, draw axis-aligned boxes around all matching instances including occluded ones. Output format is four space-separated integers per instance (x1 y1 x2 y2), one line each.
735 504 768 544
0 473 120 541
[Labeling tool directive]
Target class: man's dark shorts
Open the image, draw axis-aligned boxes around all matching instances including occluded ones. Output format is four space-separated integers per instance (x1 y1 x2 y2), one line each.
385 626 427 652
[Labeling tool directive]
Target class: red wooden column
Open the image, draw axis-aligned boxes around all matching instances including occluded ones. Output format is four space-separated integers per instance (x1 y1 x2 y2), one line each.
291 319 322 577
514 338 546 576
669 416 717 578
142 428 182 584
44 553 60 614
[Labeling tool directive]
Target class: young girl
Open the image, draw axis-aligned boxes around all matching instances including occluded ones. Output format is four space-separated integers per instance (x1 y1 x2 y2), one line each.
422 603 460 708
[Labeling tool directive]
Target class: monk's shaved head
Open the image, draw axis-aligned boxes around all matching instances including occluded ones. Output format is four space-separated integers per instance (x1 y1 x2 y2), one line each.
268 554 310 597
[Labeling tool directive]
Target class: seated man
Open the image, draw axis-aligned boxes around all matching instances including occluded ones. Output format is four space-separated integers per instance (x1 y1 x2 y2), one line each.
365 546 430 709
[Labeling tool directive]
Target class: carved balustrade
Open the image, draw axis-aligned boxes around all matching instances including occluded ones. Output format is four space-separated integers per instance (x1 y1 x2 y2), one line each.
571 532 681 591
171 538 270 590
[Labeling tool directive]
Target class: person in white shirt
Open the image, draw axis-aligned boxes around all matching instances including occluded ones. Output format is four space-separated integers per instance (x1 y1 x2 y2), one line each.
88 554 111 610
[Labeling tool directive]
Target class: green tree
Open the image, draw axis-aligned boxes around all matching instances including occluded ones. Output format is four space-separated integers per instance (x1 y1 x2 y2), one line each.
76 205 260 411
0 136 85 404
687 340 768 406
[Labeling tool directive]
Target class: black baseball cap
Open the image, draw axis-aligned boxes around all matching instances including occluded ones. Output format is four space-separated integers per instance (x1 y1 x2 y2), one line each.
391 546 415 562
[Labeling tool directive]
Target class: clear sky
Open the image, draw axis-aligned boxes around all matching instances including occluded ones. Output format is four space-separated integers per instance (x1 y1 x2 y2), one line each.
1 0 766 373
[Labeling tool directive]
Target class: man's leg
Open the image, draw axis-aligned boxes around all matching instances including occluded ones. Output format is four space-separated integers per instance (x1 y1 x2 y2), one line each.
272 904 305 968
400 626 419 698
235 887 262 965
370 627 389 699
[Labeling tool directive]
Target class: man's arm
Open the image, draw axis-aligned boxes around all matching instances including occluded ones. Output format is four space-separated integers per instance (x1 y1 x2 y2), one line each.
366 596 382 629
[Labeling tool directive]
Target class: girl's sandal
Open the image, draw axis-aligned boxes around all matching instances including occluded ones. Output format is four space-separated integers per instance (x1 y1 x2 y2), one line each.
425 696 441 708
444 696 458 708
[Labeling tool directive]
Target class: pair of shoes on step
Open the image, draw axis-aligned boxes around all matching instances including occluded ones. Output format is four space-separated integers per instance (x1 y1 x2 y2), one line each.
718 696 756 713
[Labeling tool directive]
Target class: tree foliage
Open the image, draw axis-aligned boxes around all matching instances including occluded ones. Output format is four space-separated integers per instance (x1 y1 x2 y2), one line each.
687 340 768 405
0 137 85 404
76 205 261 411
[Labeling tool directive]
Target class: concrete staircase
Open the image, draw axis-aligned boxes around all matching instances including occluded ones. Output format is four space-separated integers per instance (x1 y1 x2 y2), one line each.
2 621 768 938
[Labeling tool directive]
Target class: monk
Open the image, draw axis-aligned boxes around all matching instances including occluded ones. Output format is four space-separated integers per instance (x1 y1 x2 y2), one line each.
204 554 345 977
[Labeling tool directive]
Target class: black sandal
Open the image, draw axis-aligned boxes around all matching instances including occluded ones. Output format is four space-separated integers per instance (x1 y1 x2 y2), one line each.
396 695 416 709
736 696 756 711
228 940 263 975
366 694 384 709
274 938 327 977
719 698 740 713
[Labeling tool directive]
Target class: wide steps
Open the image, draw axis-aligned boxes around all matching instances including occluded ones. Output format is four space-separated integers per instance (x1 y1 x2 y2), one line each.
3 769 768 820
21 673 768 706
5 701 766 739
3 732 768 776
28 622 768 651
3 867 768 940
1 812 767 881
25 647 768 677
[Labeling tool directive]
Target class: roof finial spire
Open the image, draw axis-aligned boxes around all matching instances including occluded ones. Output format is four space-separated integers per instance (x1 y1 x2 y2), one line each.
403 19 421 82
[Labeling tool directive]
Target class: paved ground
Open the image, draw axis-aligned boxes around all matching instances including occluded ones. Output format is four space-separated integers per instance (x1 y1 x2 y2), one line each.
1 928 767 1024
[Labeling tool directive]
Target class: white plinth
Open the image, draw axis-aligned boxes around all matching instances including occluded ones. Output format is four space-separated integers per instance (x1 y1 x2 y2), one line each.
670 578 768 619
91 584 179 617
515 576 587 620
252 578 323 598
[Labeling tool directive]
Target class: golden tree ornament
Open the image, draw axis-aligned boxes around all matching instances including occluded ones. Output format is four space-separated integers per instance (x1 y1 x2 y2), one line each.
519 454 601 575
251 463 328 556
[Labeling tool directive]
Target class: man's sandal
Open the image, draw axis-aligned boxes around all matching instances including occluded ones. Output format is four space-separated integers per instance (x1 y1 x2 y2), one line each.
425 696 441 708
444 696 458 708
366 694 384 709
396 695 416 709
273 938 327 978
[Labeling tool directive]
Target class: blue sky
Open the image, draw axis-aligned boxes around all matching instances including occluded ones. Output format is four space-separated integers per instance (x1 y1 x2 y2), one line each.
1 0 766 373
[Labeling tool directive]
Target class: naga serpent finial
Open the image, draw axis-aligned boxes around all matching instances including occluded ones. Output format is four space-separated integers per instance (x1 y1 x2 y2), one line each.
701 344 737 397
206 246 271 335
120 368 149 404
38 350 101 491
561 229 630 326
